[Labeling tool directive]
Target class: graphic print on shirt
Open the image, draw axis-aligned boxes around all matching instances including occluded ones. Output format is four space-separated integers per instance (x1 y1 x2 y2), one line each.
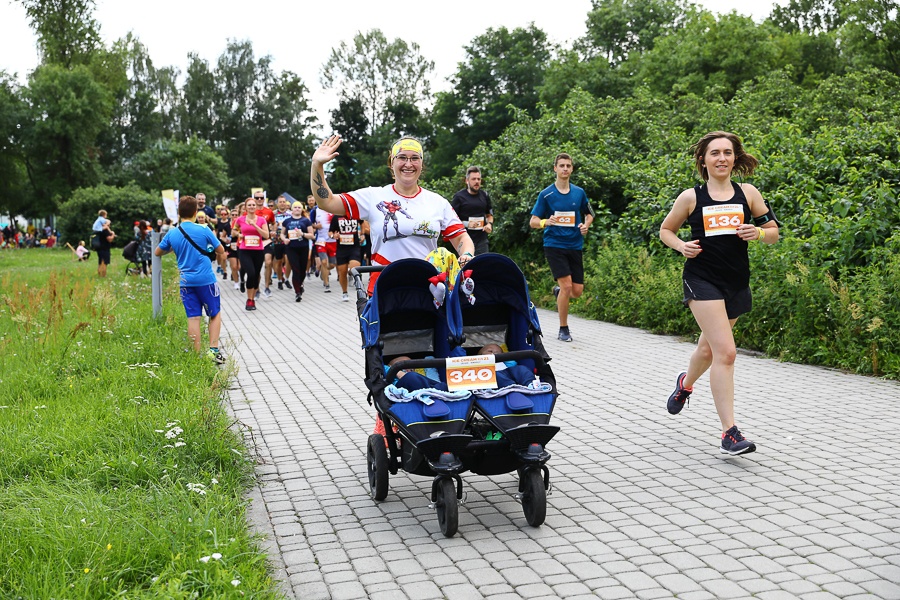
377 199 414 240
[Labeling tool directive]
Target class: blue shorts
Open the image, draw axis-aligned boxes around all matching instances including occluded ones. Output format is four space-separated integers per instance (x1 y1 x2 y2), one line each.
180 283 221 318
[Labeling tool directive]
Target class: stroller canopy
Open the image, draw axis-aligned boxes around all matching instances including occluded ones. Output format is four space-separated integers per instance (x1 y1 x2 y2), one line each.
359 258 463 350
447 254 542 338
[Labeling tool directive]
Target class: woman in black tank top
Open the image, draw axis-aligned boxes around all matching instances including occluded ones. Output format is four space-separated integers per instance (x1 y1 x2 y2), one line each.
659 131 780 456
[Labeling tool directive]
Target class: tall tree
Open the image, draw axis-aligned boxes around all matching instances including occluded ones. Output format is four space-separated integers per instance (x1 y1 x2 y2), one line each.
430 24 552 179
213 41 317 199
769 0 844 33
0 73 31 217
839 0 900 75
321 29 434 135
631 11 784 99
581 0 696 64
180 53 217 142
22 64 112 213
17 0 102 68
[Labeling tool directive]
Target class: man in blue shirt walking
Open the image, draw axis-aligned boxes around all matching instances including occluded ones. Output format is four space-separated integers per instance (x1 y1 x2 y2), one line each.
529 153 595 342
155 195 227 364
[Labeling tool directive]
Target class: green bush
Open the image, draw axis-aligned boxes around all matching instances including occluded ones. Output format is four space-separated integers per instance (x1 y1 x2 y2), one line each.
57 183 162 247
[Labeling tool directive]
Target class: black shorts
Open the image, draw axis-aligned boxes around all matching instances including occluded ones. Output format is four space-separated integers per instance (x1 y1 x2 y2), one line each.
544 247 584 284
226 246 238 259
682 278 752 319
271 244 286 260
97 249 111 265
336 245 362 266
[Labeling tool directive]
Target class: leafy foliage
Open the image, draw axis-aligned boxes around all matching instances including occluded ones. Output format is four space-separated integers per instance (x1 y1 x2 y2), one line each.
321 29 433 135
57 183 161 247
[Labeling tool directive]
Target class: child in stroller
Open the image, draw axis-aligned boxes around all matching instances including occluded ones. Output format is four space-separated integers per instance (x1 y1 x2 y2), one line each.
354 253 559 537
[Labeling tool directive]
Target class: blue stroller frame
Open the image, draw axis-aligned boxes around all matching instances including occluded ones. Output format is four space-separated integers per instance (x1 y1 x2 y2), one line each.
352 255 558 537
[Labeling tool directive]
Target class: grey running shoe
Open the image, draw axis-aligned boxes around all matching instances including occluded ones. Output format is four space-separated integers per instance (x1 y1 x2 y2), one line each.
558 326 572 342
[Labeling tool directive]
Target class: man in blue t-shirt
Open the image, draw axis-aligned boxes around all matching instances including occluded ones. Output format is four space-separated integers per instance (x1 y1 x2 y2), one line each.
529 152 595 342
155 195 227 364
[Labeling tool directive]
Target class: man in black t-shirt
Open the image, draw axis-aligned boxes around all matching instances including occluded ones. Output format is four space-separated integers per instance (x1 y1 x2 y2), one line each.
451 165 493 255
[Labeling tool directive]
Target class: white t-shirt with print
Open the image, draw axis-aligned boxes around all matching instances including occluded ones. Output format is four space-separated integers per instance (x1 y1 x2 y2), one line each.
339 185 466 263
314 208 333 244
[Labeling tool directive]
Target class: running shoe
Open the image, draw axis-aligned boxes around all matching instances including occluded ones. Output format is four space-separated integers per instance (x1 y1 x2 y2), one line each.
222 270 227 280
667 372 692 415
295 293 302 302
307 270 313 279
342 292 349 302
240 281 246 293
277 281 283 291
284 280 292 290
263 288 272 298
233 282 240 291
245 299 256 311
558 326 573 342
207 349 227 365
216 266 223 274
720 425 756 456
315 269 320 278
553 285 560 300
324 285 331 293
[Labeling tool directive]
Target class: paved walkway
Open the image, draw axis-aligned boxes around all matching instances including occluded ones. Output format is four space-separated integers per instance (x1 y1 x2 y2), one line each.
221 268 900 600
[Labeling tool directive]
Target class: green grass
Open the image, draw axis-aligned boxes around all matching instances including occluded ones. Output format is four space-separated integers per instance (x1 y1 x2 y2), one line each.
0 249 282 599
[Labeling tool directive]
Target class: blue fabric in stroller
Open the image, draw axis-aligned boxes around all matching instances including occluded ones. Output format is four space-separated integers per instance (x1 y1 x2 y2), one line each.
447 254 557 438
359 258 472 446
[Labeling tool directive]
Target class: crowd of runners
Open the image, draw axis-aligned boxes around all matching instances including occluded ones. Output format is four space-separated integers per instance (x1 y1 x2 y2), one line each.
133 129 778 457
200 191 373 309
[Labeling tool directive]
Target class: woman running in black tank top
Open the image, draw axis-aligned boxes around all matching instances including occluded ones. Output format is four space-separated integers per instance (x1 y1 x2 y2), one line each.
659 131 780 456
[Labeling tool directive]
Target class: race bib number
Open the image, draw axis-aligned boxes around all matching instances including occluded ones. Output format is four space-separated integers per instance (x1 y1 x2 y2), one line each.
288 229 300 240
702 204 744 236
554 211 576 227
339 233 354 245
467 216 485 231
446 355 498 391
244 235 261 247
229 243 237 251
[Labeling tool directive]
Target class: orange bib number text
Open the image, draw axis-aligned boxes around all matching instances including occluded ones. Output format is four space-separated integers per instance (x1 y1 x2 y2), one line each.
446 355 498 391
702 204 743 237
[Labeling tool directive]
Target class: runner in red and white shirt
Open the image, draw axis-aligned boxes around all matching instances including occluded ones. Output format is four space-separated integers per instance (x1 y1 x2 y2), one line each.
310 135 475 295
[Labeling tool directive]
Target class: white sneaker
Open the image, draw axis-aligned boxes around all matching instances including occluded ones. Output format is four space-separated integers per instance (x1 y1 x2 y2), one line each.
342 292 349 302
233 282 240 290
263 288 272 298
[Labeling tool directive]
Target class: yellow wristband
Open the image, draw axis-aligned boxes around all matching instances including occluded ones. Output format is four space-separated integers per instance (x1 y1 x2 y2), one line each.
540 219 547 228
757 227 766 241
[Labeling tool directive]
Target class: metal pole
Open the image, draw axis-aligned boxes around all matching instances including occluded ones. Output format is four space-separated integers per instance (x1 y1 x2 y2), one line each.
151 231 163 319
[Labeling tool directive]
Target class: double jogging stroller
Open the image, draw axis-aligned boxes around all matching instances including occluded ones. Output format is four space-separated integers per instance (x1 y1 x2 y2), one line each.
351 254 559 537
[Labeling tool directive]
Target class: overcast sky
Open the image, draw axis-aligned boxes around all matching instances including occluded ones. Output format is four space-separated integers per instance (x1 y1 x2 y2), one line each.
2 0 782 127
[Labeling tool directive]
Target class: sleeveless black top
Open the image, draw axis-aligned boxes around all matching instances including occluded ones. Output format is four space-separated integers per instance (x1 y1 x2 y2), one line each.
683 182 752 290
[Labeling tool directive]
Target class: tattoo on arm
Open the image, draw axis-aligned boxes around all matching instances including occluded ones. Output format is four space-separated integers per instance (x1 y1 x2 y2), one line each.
314 172 329 200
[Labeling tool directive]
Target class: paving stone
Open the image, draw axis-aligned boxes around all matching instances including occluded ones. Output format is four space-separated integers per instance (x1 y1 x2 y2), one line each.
218 281 900 600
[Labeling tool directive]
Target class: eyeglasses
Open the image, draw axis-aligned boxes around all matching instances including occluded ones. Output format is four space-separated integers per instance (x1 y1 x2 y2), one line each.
393 155 421 164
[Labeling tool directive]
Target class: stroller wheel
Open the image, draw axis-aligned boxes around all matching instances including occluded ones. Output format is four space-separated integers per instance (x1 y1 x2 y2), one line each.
367 434 389 501
521 469 547 527
434 478 458 538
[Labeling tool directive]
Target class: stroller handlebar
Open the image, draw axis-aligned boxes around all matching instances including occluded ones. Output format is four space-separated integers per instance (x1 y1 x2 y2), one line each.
384 350 548 384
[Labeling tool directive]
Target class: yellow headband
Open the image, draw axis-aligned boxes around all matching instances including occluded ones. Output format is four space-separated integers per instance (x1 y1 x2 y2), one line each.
391 139 423 158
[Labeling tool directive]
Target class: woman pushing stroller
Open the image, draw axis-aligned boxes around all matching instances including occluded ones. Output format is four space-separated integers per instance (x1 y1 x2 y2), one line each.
309 135 475 291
